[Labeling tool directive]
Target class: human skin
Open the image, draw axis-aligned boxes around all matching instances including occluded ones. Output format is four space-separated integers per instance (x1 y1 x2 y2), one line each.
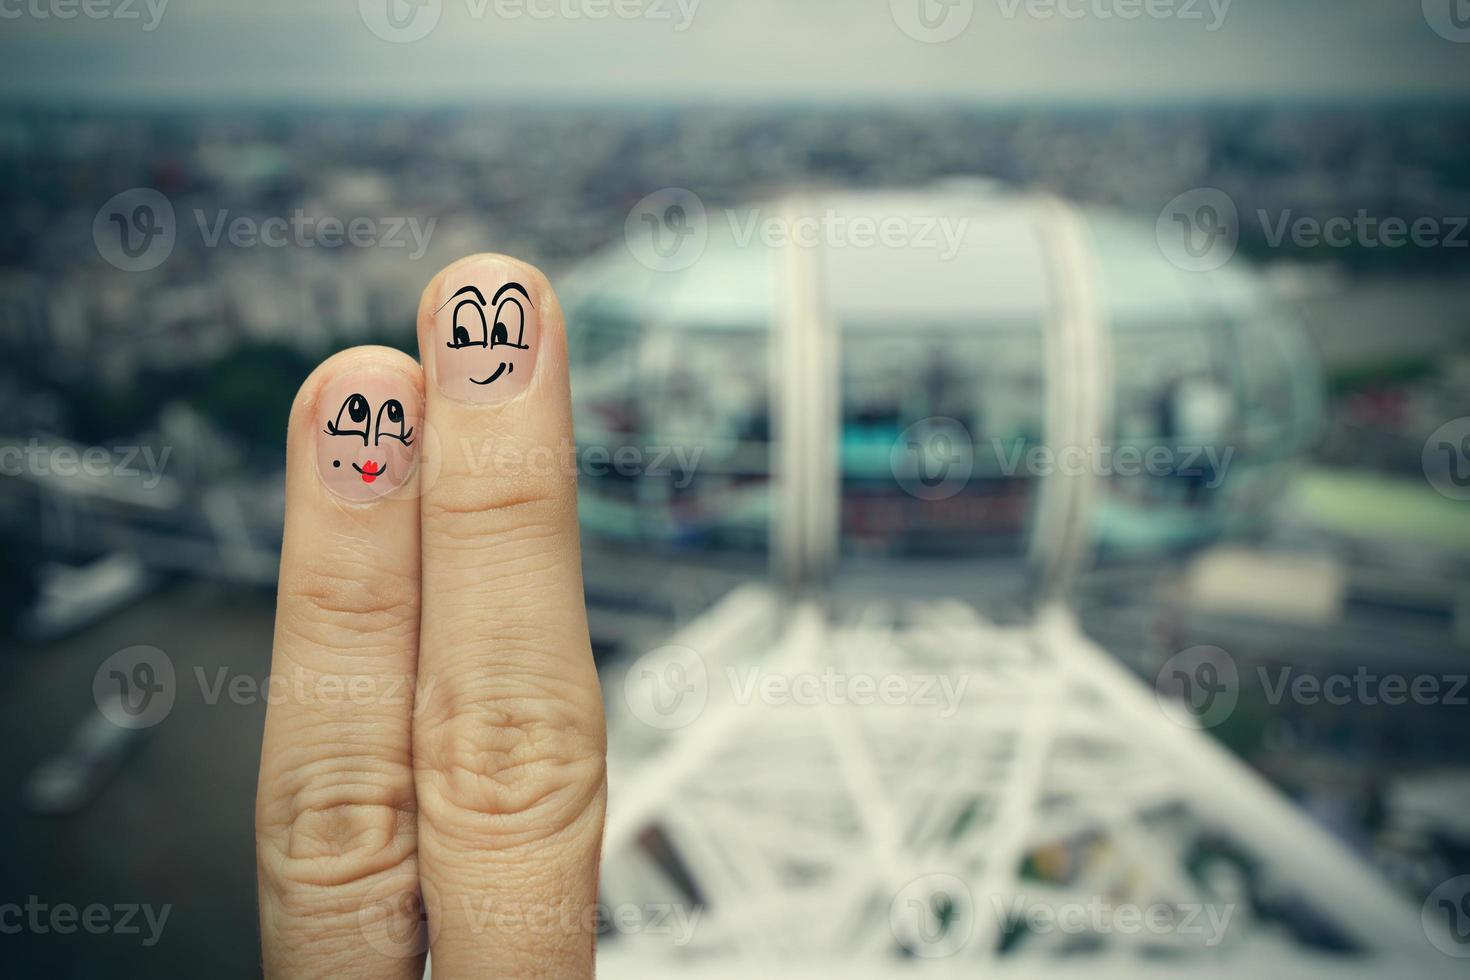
254 253 606 979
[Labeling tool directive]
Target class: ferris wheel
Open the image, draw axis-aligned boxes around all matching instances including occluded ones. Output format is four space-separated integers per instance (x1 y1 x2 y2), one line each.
561 187 1452 977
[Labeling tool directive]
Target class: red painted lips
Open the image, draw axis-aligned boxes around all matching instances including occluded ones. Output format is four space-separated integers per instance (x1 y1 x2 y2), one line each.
359 460 382 484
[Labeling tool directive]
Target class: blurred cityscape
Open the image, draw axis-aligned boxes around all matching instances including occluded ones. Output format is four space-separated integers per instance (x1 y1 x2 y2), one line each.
1 102 1469 975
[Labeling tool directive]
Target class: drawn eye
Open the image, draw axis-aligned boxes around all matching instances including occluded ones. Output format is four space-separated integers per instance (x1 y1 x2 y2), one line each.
325 393 371 443
449 299 487 349
491 297 526 349
374 398 414 446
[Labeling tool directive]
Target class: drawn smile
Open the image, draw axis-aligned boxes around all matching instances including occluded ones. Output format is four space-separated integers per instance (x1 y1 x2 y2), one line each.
471 362 513 386
352 460 387 483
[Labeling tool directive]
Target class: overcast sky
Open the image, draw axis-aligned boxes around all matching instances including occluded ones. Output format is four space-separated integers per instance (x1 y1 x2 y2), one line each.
3 0 1468 104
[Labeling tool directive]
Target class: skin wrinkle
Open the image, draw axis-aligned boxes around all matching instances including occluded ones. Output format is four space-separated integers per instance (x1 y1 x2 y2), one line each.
419 614 572 665
415 697 602 795
260 653 420 710
264 783 412 838
287 583 418 622
277 828 416 889
256 261 604 977
255 693 420 740
262 747 410 798
282 615 416 654
413 653 605 847
284 804 415 863
436 640 581 677
418 480 574 522
259 784 420 905
261 760 415 845
270 750 415 798
289 550 418 610
420 528 578 585
277 603 419 644
277 604 419 645
423 658 595 712
258 346 429 980
261 868 420 941
257 713 413 766
260 829 417 893
304 526 404 565
420 541 573 592
417 774 607 858
277 558 419 654
271 732 412 766
267 631 417 693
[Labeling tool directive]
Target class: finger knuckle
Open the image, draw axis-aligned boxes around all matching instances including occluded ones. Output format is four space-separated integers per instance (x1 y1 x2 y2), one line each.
421 477 574 558
415 674 606 849
284 552 418 650
425 456 574 521
258 759 418 891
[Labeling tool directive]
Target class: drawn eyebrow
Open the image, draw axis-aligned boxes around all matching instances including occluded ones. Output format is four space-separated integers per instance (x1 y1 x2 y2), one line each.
492 282 534 307
435 284 486 314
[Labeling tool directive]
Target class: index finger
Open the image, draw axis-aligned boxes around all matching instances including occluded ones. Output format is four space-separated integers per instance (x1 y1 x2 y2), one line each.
255 346 428 979
412 254 608 978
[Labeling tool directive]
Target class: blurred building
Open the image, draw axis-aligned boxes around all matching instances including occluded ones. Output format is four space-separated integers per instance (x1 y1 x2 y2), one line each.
558 188 1455 976
565 185 1321 605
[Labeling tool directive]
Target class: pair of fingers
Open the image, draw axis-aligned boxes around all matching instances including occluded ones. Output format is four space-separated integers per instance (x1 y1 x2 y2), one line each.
254 254 606 979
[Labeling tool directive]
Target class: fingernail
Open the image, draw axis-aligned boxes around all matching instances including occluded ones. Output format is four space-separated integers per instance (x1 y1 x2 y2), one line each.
315 369 422 501
431 263 539 403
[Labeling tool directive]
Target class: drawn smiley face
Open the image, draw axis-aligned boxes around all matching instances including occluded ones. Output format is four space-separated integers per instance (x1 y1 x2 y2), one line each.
316 376 421 500
434 280 537 402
